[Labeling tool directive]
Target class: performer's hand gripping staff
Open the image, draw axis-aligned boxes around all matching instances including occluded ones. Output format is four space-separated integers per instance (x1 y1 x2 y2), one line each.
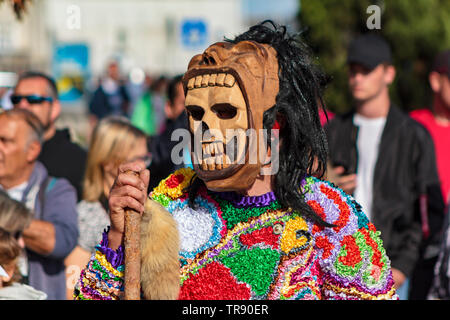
107 160 150 300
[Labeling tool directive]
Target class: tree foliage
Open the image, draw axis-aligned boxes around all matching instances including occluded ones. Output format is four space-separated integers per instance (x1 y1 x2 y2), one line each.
298 0 450 113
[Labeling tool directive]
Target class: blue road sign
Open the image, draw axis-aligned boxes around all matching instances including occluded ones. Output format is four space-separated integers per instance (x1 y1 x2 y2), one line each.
181 19 208 49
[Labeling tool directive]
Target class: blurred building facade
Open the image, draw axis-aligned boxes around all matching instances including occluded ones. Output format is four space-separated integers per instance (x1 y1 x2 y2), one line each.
1 0 298 74
1 0 244 80
0 0 298 144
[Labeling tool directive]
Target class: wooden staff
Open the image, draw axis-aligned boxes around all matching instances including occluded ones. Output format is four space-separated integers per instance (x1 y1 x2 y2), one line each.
123 171 141 300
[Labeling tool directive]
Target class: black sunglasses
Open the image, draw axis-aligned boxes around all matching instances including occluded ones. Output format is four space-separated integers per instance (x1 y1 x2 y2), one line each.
10 94 54 105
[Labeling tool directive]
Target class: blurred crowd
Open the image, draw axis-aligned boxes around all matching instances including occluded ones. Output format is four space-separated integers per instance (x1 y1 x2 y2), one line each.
0 32 449 300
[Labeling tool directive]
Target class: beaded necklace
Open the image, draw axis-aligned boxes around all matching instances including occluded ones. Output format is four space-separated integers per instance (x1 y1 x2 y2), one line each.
211 191 283 230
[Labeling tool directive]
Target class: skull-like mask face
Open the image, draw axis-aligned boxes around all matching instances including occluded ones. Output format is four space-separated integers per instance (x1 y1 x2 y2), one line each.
183 40 279 192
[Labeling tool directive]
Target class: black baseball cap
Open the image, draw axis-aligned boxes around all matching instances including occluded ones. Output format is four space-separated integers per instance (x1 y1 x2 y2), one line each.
347 33 392 70
431 49 450 77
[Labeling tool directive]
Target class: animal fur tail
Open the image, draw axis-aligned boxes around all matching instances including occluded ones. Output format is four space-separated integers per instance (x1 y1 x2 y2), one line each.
140 198 180 299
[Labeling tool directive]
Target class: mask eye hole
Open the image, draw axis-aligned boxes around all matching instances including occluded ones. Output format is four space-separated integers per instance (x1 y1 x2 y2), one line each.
211 103 237 120
186 105 205 121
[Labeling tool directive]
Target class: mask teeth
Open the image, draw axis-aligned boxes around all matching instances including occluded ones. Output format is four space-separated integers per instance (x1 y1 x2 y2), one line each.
209 74 217 86
199 141 231 171
216 73 225 86
223 154 232 168
187 73 235 90
201 74 210 87
206 155 215 170
194 76 202 88
224 74 235 87
187 77 195 89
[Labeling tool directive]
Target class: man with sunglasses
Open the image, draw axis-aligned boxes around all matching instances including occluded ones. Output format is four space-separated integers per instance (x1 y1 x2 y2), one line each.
11 71 87 202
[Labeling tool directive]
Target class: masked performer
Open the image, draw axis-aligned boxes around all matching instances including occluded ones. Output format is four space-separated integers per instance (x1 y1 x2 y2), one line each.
74 21 397 300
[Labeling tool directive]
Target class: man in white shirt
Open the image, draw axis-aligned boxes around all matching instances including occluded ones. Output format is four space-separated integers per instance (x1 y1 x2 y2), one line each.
325 34 443 300
352 114 386 220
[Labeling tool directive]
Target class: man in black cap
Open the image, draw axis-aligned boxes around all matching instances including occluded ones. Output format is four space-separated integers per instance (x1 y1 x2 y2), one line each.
325 33 443 299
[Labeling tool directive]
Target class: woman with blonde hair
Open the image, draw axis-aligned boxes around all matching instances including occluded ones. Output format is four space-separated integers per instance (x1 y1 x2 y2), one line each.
65 116 150 299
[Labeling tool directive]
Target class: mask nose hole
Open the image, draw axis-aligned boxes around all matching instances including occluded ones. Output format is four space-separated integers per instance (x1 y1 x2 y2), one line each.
201 121 209 135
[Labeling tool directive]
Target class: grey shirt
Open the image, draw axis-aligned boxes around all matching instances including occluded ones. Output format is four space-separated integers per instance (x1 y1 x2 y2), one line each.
20 162 79 300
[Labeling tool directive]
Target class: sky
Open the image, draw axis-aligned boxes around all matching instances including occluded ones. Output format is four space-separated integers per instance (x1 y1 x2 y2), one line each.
241 0 300 22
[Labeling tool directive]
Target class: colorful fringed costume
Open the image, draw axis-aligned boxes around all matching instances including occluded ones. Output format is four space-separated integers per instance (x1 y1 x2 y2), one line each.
74 168 397 300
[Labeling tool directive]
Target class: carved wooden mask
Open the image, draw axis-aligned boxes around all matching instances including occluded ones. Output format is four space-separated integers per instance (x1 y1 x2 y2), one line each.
183 40 279 192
